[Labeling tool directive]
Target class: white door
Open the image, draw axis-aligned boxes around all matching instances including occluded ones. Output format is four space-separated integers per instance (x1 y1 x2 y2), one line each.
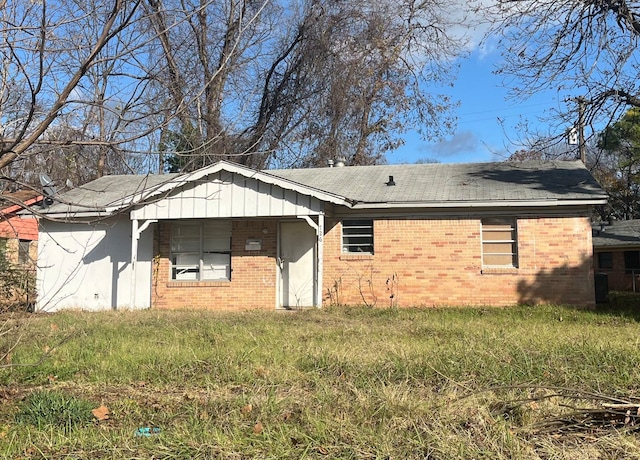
279 221 315 308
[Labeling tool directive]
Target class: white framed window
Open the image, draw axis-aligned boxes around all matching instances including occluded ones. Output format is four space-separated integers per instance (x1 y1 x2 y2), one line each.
342 219 373 254
481 218 518 267
171 221 231 281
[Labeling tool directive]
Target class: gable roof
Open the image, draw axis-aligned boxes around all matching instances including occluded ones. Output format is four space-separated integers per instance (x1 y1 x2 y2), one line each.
593 219 640 249
38 161 351 217
37 159 606 218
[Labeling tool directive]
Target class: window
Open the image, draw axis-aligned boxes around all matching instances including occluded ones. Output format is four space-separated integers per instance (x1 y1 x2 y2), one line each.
342 219 373 254
0 238 6 262
171 221 231 281
482 218 518 267
624 251 640 274
597 251 613 269
18 240 32 265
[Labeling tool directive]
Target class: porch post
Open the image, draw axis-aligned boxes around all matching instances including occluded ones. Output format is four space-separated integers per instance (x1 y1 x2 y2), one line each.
130 218 139 309
317 213 324 308
130 218 157 309
297 214 324 308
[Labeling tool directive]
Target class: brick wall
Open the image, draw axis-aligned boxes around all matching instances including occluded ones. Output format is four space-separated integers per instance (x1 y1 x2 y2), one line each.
152 214 595 310
593 249 640 292
322 215 595 307
152 219 278 310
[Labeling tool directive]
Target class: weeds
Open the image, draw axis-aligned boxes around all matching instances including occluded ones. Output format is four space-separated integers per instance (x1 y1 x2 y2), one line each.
1 305 640 458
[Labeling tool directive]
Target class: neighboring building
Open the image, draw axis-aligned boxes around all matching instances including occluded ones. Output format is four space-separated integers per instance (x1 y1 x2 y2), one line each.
0 191 41 310
35 160 606 311
592 219 640 292
0 190 41 267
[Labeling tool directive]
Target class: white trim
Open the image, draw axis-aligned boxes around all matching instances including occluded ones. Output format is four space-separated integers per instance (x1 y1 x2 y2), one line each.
297 215 324 308
350 199 607 209
130 218 138 309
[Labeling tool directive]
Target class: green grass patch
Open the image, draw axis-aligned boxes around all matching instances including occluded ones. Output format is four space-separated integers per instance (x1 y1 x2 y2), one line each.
1 303 640 458
15 390 95 432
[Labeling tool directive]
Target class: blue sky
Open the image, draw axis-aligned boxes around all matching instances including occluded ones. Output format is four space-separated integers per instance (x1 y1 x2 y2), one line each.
390 48 570 165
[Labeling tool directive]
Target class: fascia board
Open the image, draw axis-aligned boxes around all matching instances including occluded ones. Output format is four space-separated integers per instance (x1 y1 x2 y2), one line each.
350 198 608 209
38 211 108 219
594 244 640 250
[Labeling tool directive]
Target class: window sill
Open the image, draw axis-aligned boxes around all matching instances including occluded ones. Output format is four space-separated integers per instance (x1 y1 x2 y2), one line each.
167 280 231 288
340 254 374 261
481 267 518 274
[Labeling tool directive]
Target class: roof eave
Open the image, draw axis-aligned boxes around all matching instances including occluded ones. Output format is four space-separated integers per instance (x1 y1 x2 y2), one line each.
39 210 109 219
350 198 608 209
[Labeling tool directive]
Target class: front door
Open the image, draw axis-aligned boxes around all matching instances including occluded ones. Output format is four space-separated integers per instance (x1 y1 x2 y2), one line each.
279 221 315 308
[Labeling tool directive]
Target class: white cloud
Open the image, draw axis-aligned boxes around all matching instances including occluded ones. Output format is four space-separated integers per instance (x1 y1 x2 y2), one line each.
428 130 479 156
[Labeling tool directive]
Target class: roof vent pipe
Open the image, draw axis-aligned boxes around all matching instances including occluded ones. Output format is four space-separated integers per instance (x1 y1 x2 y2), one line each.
386 175 396 186
327 159 334 168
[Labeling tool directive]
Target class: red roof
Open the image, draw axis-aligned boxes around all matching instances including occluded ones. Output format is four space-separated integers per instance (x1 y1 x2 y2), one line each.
0 191 41 240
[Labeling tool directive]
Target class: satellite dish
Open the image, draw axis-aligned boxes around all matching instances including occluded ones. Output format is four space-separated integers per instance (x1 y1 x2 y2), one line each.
39 173 57 207
39 173 54 187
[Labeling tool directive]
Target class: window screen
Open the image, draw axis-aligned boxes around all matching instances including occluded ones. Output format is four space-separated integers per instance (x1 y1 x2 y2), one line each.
342 220 373 254
171 221 231 281
482 218 518 267
624 251 640 274
597 252 613 269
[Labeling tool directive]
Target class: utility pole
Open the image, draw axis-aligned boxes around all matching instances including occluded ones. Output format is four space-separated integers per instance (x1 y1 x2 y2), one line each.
577 96 587 164
568 96 588 163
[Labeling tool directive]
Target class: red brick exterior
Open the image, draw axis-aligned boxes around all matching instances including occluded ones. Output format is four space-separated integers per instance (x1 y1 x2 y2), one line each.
152 220 278 310
151 214 596 310
323 215 595 307
593 248 640 292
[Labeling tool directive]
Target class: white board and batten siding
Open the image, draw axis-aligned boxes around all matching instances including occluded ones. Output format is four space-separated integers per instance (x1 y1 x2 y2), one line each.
37 214 154 312
131 172 324 220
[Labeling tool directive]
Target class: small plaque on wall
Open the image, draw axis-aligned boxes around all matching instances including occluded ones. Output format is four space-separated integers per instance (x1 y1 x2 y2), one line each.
245 239 262 251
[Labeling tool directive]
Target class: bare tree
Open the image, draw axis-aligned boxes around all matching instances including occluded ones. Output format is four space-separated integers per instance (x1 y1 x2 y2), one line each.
0 0 467 188
486 0 640 137
0 0 149 184
146 0 466 171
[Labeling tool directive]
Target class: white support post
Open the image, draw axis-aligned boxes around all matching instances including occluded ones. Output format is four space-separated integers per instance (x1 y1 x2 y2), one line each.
298 214 324 308
130 218 139 309
129 218 158 309
316 214 324 308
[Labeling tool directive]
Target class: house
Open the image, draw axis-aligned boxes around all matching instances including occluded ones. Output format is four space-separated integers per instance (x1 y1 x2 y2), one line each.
0 190 41 266
35 160 606 311
592 219 640 292
0 190 41 310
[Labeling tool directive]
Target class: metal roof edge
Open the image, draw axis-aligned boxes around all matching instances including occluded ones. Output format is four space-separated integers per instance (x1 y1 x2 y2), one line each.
350 198 608 209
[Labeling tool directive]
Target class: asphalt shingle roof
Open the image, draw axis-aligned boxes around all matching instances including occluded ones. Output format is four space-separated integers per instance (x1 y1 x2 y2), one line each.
40 160 606 215
268 160 605 204
42 173 180 214
592 219 640 248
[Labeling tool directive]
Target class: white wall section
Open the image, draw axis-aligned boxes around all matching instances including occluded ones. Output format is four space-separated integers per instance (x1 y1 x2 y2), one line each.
37 214 154 311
